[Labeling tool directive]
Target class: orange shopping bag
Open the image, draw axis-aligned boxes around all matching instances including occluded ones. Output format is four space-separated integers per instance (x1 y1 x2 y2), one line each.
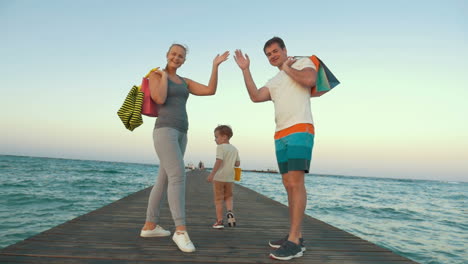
234 167 242 181
294 55 340 97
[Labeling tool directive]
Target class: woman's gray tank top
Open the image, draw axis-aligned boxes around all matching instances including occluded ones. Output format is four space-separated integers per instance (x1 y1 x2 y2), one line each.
154 77 189 133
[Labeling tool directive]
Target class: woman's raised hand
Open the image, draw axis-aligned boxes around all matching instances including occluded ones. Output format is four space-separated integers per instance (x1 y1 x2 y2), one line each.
213 51 230 67
234 49 250 70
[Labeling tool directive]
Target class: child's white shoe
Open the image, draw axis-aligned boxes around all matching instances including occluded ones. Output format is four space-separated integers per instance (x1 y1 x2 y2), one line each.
172 231 196 252
226 211 236 227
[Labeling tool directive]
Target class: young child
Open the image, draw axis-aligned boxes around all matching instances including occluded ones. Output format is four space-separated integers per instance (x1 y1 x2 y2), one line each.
207 125 240 229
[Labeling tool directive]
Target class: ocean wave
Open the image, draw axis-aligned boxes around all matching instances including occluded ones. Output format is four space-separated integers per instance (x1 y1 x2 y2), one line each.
441 194 466 200
71 169 123 174
437 219 467 231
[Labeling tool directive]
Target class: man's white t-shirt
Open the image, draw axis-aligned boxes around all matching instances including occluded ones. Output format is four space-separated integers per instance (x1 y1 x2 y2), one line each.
264 58 316 132
214 143 240 182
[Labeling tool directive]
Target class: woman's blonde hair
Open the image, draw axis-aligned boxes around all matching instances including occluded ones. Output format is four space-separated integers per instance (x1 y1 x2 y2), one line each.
167 43 189 55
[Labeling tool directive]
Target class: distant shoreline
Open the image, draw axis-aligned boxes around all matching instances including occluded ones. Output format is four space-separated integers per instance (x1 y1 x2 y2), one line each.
242 169 279 174
2 154 466 183
185 166 279 174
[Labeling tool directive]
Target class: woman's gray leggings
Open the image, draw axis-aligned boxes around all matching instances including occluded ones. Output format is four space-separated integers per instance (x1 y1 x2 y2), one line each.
146 127 187 226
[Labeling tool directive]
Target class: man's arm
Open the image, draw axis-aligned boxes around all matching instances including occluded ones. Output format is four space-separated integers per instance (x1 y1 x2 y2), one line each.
241 68 271 102
282 58 317 88
234 49 271 102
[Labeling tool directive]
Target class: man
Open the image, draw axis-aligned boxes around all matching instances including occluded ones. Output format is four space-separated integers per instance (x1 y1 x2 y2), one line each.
234 36 316 261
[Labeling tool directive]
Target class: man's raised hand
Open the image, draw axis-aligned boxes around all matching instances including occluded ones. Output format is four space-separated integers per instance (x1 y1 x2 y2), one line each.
234 49 250 70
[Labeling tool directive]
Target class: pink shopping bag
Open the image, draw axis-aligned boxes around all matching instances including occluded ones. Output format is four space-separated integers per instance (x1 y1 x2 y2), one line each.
140 77 159 117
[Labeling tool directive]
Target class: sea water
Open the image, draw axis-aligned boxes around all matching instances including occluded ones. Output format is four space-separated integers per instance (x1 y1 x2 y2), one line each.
0 155 466 264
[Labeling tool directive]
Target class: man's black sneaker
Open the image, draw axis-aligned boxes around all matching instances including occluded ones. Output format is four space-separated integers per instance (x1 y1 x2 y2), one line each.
269 240 303 260
269 235 305 252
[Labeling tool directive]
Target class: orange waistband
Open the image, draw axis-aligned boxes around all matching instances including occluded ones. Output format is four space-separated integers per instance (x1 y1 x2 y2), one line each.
274 123 315 140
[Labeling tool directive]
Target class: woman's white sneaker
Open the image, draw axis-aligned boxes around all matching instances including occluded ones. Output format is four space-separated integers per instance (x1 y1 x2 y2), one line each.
140 225 171 237
172 231 196 252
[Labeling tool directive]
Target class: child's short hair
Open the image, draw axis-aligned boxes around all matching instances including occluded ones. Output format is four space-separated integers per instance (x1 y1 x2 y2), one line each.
214 125 233 139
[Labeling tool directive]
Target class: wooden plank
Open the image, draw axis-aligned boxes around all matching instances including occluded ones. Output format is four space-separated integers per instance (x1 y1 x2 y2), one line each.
0 170 418 263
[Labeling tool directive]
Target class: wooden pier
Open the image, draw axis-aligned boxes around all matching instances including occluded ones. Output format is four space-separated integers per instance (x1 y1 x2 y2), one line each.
0 170 418 263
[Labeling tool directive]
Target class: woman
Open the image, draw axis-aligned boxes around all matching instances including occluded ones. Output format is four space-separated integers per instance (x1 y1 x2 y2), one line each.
140 43 229 253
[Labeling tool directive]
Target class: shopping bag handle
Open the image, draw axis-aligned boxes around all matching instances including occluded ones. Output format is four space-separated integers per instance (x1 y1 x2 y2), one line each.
144 67 161 78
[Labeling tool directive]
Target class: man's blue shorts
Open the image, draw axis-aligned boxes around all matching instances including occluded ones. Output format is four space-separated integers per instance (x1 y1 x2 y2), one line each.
274 123 315 175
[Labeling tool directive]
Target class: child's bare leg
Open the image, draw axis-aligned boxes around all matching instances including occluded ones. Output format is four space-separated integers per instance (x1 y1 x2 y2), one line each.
225 182 234 212
225 191 236 227
215 200 224 221
225 196 233 212
213 182 224 221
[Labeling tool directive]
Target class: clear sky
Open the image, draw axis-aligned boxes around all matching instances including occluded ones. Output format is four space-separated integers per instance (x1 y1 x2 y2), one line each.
1 0 467 181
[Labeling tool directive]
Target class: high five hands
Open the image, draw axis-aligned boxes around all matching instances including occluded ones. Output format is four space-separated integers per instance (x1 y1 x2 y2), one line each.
149 49 295 78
